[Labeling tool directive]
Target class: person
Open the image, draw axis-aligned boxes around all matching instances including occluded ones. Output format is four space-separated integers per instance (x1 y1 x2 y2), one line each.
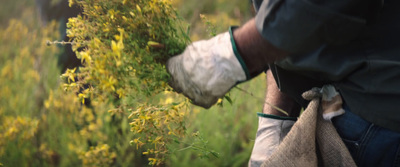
166 0 400 166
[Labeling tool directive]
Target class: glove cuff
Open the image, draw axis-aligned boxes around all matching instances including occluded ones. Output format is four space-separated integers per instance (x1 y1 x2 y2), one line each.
257 112 298 121
229 26 250 80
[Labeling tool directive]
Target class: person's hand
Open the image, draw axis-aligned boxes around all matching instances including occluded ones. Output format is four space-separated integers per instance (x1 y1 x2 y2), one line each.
248 115 296 167
166 32 247 108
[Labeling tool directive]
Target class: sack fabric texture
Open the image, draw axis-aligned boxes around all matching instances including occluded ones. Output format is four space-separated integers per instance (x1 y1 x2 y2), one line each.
261 86 356 167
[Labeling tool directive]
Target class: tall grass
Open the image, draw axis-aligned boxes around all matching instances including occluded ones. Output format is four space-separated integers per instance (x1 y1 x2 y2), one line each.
169 76 265 167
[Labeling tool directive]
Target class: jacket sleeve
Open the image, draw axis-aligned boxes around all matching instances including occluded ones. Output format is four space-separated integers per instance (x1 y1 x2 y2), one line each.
255 0 376 53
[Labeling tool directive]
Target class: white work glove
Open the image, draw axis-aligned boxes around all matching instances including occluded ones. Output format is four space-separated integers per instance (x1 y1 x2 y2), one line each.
167 31 248 108
248 114 296 167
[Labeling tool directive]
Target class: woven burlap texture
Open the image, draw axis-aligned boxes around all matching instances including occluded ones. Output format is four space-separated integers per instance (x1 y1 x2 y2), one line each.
261 89 356 167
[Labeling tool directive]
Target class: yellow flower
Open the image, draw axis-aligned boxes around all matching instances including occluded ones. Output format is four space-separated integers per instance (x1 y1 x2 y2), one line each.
108 9 115 20
136 5 142 13
131 138 144 149
148 158 158 165
80 51 92 64
61 68 76 83
68 0 75 7
164 97 173 104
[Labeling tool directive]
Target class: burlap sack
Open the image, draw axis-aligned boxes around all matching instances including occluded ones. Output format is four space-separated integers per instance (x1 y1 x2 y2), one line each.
261 89 356 167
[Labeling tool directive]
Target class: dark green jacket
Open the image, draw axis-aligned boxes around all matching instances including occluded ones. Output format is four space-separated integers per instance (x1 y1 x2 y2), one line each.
252 0 400 132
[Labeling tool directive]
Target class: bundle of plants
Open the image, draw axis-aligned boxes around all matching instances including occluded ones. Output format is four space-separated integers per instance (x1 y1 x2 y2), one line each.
63 0 196 165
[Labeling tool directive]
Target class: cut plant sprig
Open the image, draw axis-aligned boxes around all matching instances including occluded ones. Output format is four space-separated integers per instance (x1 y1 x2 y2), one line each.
234 86 289 116
46 40 85 46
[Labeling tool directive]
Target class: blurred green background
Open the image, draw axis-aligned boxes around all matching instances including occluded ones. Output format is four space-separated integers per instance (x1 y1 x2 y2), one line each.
0 0 267 166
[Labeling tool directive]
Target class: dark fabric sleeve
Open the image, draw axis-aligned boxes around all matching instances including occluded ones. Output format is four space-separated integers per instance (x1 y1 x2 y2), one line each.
255 0 372 53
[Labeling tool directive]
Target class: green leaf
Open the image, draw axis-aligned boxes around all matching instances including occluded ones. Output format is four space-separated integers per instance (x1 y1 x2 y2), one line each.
224 95 233 105
173 139 181 144
210 150 220 158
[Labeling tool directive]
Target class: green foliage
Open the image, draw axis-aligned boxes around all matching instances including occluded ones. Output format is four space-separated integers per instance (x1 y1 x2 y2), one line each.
67 0 188 94
0 2 138 166
0 0 261 166
199 14 217 37
0 0 35 26
174 0 253 40
0 11 61 166
65 0 194 165
168 77 264 167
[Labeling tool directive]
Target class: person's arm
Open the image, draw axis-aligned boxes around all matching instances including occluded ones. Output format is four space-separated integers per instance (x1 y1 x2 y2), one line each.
231 0 374 79
248 70 300 167
263 70 300 117
167 0 373 109
233 19 289 78
166 20 289 108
